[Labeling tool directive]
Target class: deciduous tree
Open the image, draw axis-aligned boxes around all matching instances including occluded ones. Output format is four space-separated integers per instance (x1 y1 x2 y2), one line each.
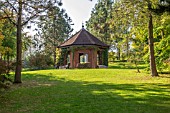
0 0 62 83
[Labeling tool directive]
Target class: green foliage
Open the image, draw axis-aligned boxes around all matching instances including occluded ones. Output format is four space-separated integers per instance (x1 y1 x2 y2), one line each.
86 0 112 44
108 51 116 62
86 0 133 60
0 16 5 56
0 13 16 80
150 0 170 14
154 13 170 71
102 48 109 66
128 50 144 73
57 48 68 66
1 18 16 60
28 52 53 70
0 14 16 89
0 59 13 90
0 0 65 83
155 36 170 71
36 6 73 66
87 0 170 74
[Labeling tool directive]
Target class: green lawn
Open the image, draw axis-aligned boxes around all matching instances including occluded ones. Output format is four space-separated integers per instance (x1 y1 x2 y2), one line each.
0 67 170 113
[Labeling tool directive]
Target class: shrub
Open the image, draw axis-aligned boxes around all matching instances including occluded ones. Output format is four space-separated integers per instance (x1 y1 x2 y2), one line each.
28 52 53 70
0 59 13 90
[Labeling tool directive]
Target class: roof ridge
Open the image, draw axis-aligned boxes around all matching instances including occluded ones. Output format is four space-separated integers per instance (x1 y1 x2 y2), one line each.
84 30 95 44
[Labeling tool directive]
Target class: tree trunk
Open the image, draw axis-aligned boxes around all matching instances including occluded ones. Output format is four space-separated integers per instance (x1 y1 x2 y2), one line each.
126 37 129 58
53 17 56 68
54 46 56 67
135 60 140 73
14 1 22 83
117 47 120 60
148 13 158 77
7 52 10 74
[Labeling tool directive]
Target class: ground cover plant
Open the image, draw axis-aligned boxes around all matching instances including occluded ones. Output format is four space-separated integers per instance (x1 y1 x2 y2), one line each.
0 64 170 113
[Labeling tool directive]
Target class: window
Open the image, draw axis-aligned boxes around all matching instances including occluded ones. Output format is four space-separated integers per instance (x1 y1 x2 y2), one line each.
79 53 88 63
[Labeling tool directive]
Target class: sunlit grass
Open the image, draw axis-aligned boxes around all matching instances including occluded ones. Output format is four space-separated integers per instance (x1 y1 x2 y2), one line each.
0 66 170 113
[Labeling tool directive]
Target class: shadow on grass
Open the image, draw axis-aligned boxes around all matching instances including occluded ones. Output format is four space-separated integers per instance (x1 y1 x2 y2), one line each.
0 73 170 113
108 65 146 69
159 71 170 74
108 62 147 70
160 74 170 78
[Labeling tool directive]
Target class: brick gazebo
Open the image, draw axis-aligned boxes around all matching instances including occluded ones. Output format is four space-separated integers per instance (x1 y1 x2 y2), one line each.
58 28 109 68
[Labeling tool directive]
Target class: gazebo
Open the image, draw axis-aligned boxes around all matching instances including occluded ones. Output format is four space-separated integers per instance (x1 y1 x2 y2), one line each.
58 28 109 68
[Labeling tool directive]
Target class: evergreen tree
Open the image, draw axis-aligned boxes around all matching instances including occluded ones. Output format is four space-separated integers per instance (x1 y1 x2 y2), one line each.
36 7 73 67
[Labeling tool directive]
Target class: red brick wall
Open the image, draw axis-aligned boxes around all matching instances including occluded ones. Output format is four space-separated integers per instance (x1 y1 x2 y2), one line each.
69 48 97 68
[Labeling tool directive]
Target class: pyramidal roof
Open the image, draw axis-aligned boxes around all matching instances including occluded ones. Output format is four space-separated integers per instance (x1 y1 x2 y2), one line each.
59 28 109 48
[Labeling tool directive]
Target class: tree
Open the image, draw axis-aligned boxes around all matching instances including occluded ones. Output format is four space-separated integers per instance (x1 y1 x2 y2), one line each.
148 2 158 76
36 7 73 67
87 0 132 61
150 0 170 14
88 0 163 76
28 51 53 70
0 18 5 57
111 0 159 76
1 17 16 64
0 0 62 83
154 13 170 71
0 12 16 74
86 0 113 44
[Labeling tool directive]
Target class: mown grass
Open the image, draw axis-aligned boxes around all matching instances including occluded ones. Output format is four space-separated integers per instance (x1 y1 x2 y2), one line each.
0 63 170 113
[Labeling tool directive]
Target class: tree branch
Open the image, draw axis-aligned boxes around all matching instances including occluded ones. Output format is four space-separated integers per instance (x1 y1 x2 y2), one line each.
22 7 50 26
2 9 17 26
6 0 18 14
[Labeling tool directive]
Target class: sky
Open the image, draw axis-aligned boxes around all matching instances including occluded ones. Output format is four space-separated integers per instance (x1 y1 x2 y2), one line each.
61 0 98 34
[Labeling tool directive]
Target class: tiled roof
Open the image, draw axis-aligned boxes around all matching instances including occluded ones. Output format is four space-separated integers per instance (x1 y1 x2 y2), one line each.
59 28 109 48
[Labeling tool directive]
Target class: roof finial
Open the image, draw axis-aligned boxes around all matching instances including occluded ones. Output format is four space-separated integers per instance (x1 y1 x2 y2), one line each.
82 22 84 29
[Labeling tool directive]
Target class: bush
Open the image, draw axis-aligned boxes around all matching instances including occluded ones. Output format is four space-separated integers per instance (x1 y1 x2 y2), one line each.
0 59 13 90
28 52 53 70
0 59 14 75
